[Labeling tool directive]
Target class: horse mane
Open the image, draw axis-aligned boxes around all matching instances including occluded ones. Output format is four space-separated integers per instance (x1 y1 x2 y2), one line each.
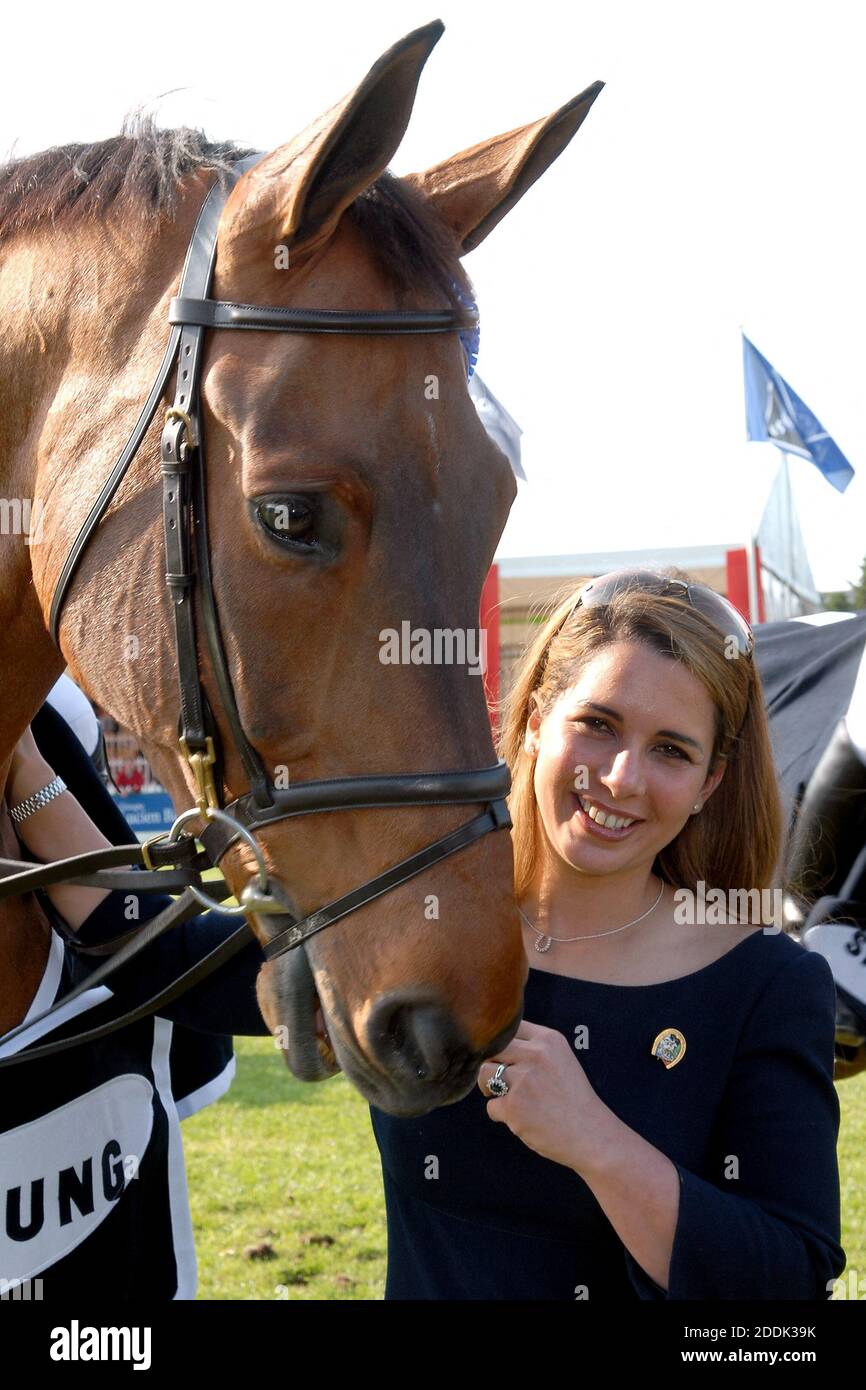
0 115 473 315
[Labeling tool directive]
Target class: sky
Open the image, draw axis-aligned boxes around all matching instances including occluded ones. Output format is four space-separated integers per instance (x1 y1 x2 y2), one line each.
3 0 863 592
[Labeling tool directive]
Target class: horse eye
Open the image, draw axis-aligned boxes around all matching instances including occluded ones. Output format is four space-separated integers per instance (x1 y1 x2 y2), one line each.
255 497 319 547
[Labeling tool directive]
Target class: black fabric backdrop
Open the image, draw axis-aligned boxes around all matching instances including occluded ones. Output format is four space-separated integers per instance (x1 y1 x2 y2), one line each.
754 612 866 827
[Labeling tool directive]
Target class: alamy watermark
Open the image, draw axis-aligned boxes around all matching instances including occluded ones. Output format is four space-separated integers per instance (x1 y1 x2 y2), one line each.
379 622 487 675
828 1268 866 1299
674 880 782 929
49 1321 151 1369
0 498 44 544
1 1277 43 1300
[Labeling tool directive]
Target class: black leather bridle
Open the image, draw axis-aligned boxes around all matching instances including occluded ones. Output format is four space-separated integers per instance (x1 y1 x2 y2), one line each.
0 154 512 1061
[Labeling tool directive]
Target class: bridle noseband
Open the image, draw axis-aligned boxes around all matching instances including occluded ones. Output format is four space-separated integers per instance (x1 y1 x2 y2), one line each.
0 153 512 1060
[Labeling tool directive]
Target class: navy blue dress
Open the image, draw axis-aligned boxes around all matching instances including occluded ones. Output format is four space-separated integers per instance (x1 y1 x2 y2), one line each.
369 929 845 1300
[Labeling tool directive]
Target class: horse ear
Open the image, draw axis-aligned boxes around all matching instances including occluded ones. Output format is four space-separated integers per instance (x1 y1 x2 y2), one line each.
403 81 604 254
219 20 443 265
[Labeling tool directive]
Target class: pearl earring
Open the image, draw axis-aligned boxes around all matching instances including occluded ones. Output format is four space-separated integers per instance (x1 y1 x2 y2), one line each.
693 803 701 813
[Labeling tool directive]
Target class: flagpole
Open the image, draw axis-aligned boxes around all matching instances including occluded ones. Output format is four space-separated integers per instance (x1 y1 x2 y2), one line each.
746 530 760 623
782 451 794 615
742 329 762 622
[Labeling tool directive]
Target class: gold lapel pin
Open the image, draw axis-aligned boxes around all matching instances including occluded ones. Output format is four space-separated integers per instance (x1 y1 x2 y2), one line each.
651 1028 687 1069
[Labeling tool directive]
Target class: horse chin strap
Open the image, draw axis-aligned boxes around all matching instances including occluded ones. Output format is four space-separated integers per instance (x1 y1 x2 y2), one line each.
45 152 512 952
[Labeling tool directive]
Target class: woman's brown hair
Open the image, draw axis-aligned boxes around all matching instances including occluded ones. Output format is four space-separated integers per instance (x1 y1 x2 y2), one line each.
494 570 782 905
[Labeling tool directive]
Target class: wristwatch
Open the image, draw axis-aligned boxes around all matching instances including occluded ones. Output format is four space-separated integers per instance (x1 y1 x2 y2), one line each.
9 776 68 824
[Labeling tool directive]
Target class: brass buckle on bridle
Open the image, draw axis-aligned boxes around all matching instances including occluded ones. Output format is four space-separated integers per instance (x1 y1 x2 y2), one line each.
164 406 197 462
140 830 170 872
179 735 219 816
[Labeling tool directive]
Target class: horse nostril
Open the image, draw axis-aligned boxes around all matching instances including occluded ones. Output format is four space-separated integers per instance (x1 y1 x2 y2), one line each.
367 995 469 1084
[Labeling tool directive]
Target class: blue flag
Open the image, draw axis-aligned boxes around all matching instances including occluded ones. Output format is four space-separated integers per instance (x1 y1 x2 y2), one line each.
468 373 525 481
742 333 854 493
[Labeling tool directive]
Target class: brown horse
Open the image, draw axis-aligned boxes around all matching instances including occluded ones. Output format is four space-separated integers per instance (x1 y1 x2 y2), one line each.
0 21 602 1115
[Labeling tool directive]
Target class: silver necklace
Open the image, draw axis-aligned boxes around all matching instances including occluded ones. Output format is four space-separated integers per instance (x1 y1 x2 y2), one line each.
517 878 665 953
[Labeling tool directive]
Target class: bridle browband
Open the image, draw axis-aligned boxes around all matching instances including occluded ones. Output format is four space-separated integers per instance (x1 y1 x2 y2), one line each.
0 154 512 1061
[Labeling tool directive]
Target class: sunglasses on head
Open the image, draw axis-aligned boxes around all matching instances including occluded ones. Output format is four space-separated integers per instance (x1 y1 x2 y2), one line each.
569 569 755 659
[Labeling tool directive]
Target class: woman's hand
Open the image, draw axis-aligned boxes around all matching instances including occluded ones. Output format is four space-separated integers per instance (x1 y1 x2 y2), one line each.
479 1019 680 1292
477 1018 616 1174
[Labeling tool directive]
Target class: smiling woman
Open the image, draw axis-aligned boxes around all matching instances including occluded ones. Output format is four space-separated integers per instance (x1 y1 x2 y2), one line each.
507 568 777 915
368 567 845 1301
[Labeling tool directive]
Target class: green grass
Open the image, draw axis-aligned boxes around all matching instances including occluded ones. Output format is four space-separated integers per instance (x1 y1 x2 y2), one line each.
838 1071 866 1292
182 1038 386 1300
183 1043 866 1301
181 868 388 1299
